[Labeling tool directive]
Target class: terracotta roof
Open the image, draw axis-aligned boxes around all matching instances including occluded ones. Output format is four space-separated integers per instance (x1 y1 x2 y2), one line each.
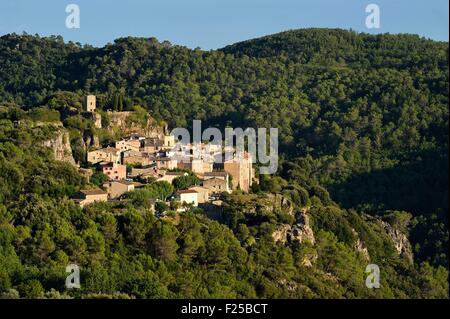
115 180 135 186
189 186 209 192
155 157 173 161
125 152 150 158
204 171 228 177
177 189 198 194
80 189 107 196
204 177 227 182
144 138 164 146
132 182 144 187
101 147 120 154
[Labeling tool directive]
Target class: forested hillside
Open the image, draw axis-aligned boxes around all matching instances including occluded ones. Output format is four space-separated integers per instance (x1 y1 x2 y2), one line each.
0 29 448 298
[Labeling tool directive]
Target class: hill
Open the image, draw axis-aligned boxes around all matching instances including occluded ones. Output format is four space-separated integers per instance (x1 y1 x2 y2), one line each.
0 28 448 298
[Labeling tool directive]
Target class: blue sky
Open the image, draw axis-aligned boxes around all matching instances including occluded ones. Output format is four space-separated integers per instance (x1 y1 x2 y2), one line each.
0 0 448 49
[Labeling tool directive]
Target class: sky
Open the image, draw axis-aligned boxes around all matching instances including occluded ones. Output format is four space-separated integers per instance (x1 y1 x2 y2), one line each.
0 0 448 49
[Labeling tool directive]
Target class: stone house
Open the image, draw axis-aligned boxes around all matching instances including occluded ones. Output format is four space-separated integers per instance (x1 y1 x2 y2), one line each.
116 139 141 152
104 180 135 199
188 186 210 204
141 138 164 153
87 147 121 165
123 151 153 166
157 171 187 184
130 166 158 178
203 177 230 194
154 157 177 170
101 163 127 181
176 189 198 207
163 135 175 149
177 158 210 174
203 171 230 193
72 189 108 207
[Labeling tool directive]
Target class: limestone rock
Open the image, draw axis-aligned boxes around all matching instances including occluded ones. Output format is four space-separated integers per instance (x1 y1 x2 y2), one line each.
272 209 315 245
43 129 76 166
351 228 370 261
301 251 318 267
272 224 291 244
384 224 413 263
106 111 166 138
364 213 414 263
293 209 315 244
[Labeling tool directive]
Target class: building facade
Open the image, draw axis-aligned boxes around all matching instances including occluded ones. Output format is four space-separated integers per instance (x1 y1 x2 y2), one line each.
203 177 230 194
188 186 210 204
116 139 141 152
87 147 121 165
104 180 135 199
177 189 198 207
102 163 127 181
73 189 108 207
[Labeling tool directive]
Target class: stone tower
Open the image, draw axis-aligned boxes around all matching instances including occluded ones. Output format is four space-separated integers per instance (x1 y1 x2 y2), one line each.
84 95 96 112
224 152 253 192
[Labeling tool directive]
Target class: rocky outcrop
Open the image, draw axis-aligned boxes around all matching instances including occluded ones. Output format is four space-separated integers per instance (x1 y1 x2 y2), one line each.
83 132 100 149
293 209 315 244
43 129 76 166
300 251 318 267
272 209 315 245
351 228 370 261
382 222 414 263
83 112 102 129
78 168 93 181
354 237 370 261
105 111 166 138
266 193 294 215
363 213 414 263
272 224 291 244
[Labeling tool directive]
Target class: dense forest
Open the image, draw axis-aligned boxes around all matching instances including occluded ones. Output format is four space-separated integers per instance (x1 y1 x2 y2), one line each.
0 28 448 298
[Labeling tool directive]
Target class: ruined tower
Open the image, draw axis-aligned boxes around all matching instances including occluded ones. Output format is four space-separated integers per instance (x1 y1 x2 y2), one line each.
84 95 96 112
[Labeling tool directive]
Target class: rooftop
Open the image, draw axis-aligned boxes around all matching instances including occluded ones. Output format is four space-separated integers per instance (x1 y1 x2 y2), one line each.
79 189 107 196
114 180 135 186
144 138 164 147
165 171 186 176
177 189 198 194
126 134 145 140
189 186 210 191
99 147 120 154
155 157 174 161
204 171 228 177
203 177 227 182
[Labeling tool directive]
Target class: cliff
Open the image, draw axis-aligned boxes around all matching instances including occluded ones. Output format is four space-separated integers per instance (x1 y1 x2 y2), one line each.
272 208 315 245
104 111 167 139
43 128 76 166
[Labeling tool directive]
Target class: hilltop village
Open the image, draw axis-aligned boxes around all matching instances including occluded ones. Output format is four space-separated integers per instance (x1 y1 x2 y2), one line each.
72 95 255 211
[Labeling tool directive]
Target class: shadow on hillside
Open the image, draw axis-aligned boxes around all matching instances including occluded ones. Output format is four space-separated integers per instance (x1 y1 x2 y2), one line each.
329 149 449 220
